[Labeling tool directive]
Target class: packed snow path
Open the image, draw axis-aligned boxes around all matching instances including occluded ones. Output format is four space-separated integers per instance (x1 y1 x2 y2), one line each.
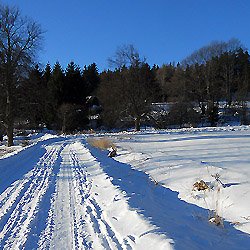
0 135 250 249
0 138 170 249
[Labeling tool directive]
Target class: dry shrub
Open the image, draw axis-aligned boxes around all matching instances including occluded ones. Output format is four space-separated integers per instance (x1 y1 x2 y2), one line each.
208 187 224 227
209 211 224 227
193 180 209 191
88 137 115 151
193 179 225 228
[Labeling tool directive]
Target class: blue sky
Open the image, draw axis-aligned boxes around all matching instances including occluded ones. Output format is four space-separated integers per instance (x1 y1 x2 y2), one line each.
1 0 250 71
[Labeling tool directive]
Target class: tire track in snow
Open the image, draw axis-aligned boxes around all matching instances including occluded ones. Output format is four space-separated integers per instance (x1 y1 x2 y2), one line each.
38 142 127 250
0 143 63 249
71 143 172 250
0 138 172 249
67 143 171 250
69 147 124 250
38 143 84 250
0 145 58 221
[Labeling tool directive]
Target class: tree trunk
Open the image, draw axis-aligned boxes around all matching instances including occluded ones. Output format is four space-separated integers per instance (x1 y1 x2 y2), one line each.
135 117 140 131
0 131 3 142
62 112 66 134
6 87 14 147
7 125 14 147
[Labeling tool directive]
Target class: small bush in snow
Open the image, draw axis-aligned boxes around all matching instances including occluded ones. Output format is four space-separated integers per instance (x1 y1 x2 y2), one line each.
209 211 224 227
207 187 224 228
88 137 116 151
193 180 209 191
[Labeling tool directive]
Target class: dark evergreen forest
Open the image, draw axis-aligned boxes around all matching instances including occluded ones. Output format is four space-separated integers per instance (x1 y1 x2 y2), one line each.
1 39 250 137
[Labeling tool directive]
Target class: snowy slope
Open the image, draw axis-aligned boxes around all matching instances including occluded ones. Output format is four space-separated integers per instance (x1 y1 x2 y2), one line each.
0 127 250 249
114 127 250 235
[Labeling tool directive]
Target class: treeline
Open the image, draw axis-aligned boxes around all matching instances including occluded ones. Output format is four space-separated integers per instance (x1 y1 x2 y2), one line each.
153 41 250 128
98 41 250 129
1 41 250 138
21 40 250 132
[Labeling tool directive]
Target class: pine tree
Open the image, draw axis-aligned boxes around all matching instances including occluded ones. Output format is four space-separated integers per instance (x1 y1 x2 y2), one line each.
58 61 90 132
83 63 100 95
206 102 219 126
43 63 52 86
18 65 44 128
45 61 65 129
217 51 236 105
98 69 124 129
156 63 176 102
235 49 250 102
64 61 85 104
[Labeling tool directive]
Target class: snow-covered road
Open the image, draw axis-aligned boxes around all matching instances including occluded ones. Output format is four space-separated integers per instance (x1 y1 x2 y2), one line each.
0 138 171 249
0 130 250 249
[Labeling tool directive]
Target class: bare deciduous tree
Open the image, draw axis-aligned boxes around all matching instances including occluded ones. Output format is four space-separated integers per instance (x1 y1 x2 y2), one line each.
0 4 44 146
108 44 146 69
100 45 158 131
181 38 244 66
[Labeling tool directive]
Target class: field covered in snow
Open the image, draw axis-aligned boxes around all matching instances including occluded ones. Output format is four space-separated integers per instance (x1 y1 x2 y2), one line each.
0 126 250 249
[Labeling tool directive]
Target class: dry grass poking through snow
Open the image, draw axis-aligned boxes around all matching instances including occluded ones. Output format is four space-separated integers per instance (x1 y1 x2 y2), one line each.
208 187 224 228
87 137 116 151
192 177 225 228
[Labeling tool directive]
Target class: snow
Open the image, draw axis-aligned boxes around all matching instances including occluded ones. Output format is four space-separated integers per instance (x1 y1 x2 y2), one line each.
113 126 250 235
0 127 250 249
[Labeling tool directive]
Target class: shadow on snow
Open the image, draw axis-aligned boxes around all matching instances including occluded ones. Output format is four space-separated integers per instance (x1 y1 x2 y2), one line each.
86 142 250 250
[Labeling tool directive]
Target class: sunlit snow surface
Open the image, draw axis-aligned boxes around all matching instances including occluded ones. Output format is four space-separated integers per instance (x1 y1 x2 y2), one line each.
0 127 250 249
